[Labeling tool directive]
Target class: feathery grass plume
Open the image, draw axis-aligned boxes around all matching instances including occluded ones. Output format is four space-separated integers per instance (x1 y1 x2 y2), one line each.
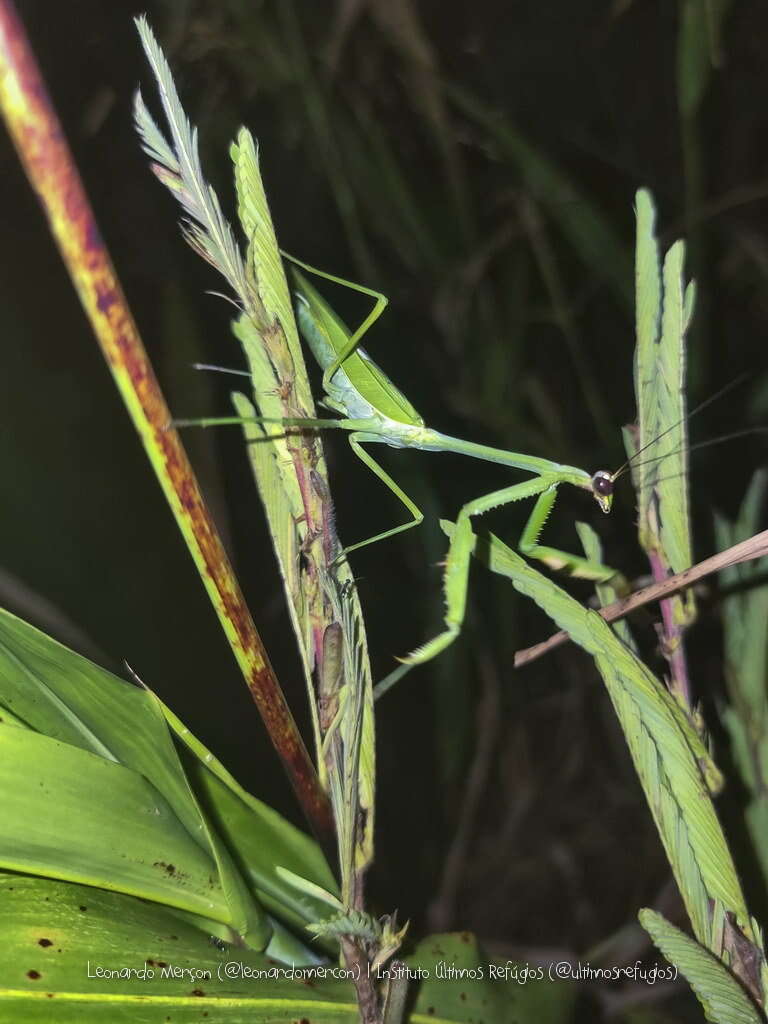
134 16 249 308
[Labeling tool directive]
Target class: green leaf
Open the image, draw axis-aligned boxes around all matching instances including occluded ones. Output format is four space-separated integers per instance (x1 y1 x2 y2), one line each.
406 932 576 1024
575 520 636 652
0 605 267 944
451 522 750 954
0 878 581 1023
176 745 340 945
231 129 310 405
0 721 246 927
631 189 695 625
0 605 217 840
0 605 333 953
640 909 763 1023
0 874 355 1022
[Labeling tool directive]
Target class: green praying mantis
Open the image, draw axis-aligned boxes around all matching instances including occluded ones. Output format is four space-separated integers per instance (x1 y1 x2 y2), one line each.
180 255 623 677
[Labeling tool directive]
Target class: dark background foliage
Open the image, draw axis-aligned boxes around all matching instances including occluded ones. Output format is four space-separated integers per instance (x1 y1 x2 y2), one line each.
2 0 767 1016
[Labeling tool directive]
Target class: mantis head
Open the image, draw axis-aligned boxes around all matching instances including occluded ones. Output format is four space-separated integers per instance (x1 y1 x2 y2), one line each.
590 470 614 514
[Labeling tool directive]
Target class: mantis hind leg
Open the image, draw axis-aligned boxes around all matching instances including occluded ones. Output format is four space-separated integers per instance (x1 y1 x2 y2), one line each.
281 251 388 391
338 434 423 559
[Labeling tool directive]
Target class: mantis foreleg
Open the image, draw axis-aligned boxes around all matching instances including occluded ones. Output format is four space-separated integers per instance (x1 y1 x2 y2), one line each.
520 487 615 581
397 477 617 671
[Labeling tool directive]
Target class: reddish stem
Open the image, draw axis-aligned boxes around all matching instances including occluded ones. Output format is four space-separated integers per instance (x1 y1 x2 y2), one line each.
0 0 334 851
648 549 692 707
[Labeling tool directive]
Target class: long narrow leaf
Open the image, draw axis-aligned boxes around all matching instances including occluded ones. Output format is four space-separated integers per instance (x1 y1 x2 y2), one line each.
631 189 695 625
451 521 751 954
640 908 764 1022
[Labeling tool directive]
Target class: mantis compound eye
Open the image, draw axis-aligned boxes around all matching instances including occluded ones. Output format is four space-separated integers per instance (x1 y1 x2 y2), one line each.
591 471 614 513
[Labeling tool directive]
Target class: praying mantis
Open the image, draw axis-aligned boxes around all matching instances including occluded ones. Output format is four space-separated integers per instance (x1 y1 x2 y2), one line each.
181 255 622 675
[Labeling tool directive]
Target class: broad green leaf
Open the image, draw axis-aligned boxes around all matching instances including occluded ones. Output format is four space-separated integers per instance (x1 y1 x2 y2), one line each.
0 605 335 953
0 874 354 1022
173 742 340 944
640 909 763 1023
0 722 240 926
0 605 220 841
0 606 267 946
452 522 750 954
0 877 577 1023
406 932 576 1024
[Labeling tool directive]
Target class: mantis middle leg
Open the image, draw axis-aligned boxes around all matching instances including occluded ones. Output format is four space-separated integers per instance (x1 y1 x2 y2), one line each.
339 434 424 558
